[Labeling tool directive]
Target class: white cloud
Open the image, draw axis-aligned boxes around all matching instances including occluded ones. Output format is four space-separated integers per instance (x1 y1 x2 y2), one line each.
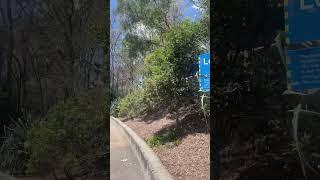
192 4 201 10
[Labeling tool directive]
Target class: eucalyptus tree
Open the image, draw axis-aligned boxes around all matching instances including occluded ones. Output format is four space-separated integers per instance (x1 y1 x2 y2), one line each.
114 0 183 95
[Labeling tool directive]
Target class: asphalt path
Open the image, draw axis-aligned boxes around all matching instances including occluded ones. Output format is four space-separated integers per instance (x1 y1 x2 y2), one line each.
110 119 146 180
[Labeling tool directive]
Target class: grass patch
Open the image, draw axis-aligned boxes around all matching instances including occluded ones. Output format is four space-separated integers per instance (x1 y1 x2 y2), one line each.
146 130 180 148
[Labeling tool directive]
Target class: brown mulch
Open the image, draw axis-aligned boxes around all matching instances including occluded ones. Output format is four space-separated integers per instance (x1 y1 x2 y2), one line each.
122 111 210 180
120 114 175 139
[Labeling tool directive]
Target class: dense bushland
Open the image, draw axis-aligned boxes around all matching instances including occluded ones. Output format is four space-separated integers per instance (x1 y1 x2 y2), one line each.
25 89 107 177
0 0 108 178
116 20 208 118
0 89 108 178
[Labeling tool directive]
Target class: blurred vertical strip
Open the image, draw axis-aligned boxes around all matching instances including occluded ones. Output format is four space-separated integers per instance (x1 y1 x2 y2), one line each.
106 0 111 177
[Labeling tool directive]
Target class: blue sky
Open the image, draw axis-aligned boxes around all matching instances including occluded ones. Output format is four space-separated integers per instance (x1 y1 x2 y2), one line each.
180 0 202 21
110 0 202 30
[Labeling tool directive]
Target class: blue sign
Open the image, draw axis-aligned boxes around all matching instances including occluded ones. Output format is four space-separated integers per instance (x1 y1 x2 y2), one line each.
287 47 320 91
285 0 320 44
199 53 210 92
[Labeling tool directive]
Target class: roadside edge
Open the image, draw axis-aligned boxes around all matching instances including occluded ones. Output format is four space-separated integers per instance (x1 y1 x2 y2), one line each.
111 117 174 180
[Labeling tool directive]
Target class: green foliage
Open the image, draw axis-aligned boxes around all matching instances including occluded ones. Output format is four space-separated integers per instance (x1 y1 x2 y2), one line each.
197 0 209 27
116 0 181 58
25 88 107 177
143 20 207 105
117 0 178 32
143 47 175 103
122 33 156 58
117 90 148 118
146 130 179 148
116 20 208 117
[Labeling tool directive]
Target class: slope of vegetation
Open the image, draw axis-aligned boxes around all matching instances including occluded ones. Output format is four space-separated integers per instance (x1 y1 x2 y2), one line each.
0 0 108 179
0 89 108 178
111 1 210 179
112 0 209 120
116 20 208 118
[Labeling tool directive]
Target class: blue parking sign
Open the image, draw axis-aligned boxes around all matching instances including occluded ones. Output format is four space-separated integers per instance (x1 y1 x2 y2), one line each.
285 0 320 44
199 53 210 92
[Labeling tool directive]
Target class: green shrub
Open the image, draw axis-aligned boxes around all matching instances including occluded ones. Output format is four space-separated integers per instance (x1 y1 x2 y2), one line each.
117 20 208 118
25 88 107 177
142 20 207 108
117 90 148 118
146 130 179 148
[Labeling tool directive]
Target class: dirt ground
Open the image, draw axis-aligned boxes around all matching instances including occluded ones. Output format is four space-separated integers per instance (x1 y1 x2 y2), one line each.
121 108 210 180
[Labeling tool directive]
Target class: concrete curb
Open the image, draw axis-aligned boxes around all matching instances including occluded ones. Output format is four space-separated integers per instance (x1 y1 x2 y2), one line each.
111 117 174 180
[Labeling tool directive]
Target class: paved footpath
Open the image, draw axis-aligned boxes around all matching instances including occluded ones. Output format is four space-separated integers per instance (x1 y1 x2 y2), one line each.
110 119 146 180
